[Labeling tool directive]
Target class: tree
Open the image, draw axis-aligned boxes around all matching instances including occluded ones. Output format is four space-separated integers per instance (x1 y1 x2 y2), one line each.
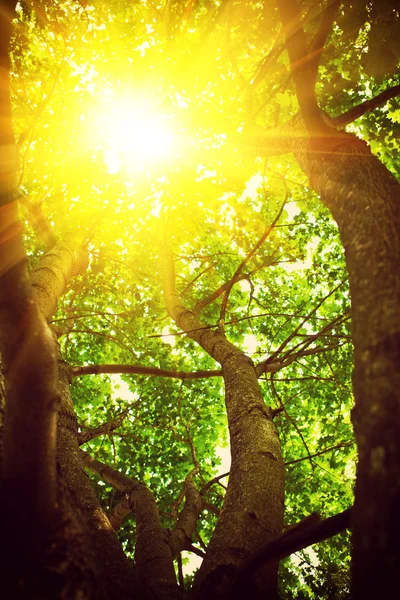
0 1 399 598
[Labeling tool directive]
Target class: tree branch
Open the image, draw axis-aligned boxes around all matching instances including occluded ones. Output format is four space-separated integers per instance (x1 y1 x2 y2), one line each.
108 495 133 531
285 440 354 466
169 467 203 558
308 0 340 89
261 280 347 364
257 342 342 377
71 363 221 380
270 373 314 469
219 200 287 330
31 241 88 321
161 242 239 364
186 544 206 559
79 449 179 594
78 409 129 445
200 472 230 495
229 507 351 591
19 193 58 250
79 448 135 490
194 257 279 314
277 0 325 132
333 83 400 128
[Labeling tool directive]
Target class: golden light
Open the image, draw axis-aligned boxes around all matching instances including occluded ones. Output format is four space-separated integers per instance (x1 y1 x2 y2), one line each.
93 97 176 173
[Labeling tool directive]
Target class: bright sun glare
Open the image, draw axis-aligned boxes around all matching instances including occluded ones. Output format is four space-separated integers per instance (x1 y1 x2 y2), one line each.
93 95 175 174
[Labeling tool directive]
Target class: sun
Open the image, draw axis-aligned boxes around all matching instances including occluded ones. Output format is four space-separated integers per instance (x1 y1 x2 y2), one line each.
109 107 173 159
93 95 176 173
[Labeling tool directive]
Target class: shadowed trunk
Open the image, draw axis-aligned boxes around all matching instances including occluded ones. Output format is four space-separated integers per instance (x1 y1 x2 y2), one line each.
0 241 147 598
286 115 400 599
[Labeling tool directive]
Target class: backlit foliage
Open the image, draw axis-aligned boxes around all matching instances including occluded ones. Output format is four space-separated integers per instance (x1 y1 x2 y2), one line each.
11 0 399 595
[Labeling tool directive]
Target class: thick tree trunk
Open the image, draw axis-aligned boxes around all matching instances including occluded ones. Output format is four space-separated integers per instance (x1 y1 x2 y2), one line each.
162 245 284 599
57 361 147 600
32 244 146 599
0 241 146 598
289 118 400 598
194 349 284 600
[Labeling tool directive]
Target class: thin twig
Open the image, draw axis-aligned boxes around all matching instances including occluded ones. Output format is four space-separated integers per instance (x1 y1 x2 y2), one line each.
219 196 288 330
270 374 314 470
285 440 354 466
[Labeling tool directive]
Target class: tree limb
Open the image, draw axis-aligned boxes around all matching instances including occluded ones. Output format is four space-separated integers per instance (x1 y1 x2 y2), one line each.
108 494 133 531
200 472 230 495
285 440 354 466
270 373 314 469
256 342 342 377
79 448 135 490
262 280 347 364
333 83 400 128
79 449 179 595
219 199 287 330
31 241 88 321
169 466 203 558
71 363 222 380
277 0 325 132
19 193 58 250
78 409 129 445
308 0 340 89
194 257 279 314
229 507 351 591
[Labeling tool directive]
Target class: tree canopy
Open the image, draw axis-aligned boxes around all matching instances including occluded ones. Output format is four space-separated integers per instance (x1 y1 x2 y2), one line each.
1 1 400 598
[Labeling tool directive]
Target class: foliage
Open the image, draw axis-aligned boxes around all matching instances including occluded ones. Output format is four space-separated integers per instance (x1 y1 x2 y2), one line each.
9 0 400 595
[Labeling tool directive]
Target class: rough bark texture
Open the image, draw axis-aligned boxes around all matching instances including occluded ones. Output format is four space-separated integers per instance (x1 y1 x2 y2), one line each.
0 1 15 147
169 469 203 558
79 448 181 600
0 360 5 461
0 239 147 598
31 241 88 321
0 260 59 504
57 362 147 600
72 362 221 380
0 256 61 600
287 115 400 599
162 245 284 599
31 243 146 598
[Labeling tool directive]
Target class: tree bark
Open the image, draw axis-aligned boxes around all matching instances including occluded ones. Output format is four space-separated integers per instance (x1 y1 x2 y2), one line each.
0 239 147 597
32 243 147 598
57 363 148 600
79 448 182 599
284 115 400 599
31 241 88 321
162 244 284 600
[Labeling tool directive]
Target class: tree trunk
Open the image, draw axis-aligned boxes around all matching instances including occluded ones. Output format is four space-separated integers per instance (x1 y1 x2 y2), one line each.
80 446 183 600
33 244 146 598
162 245 284 599
57 361 147 600
0 242 147 598
289 117 400 598
31 241 88 321
194 349 284 600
